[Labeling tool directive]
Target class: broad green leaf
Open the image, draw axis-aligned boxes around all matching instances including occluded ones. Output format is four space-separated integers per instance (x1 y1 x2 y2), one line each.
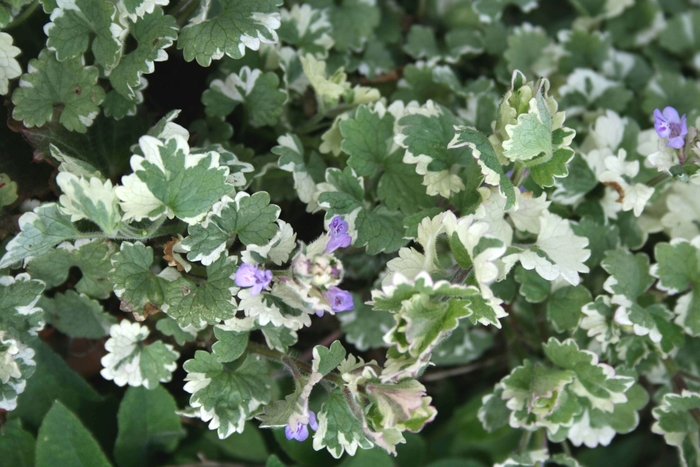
116 134 231 224
571 216 618 268
36 401 111 467
274 133 326 209
56 172 122 235
114 385 185 467
155 316 198 345
11 339 102 430
313 388 373 458
392 62 465 106
0 419 35 467
652 390 700 467
26 239 116 299
45 0 124 70
0 173 18 207
109 242 185 316
184 351 270 439
652 238 700 336
109 8 178 99
552 155 597 205
397 103 479 198
340 105 394 177
478 385 511 433
101 320 179 389
543 338 634 413
642 72 700 119
163 254 238 328
178 0 283 67
546 285 591 332
432 319 494 366
312 340 346 376
12 50 105 133
403 25 483 64
558 29 612 74
328 0 380 52
182 191 280 265
503 92 552 163
503 24 552 79
0 204 83 269
659 11 700 58
278 4 333 57
204 422 269 462
449 125 516 210
473 0 539 22
372 272 479 313
212 327 249 363
337 296 393 351
203 66 287 127
514 265 551 303
0 32 21 96
40 291 116 339
0 273 45 342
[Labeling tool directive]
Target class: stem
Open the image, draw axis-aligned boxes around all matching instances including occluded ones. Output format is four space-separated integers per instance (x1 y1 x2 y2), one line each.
421 356 507 382
246 341 345 386
518 429 533 451
679 371 700 384
4 1 40 31
646 172 671 187
169 0 201 27
510 163 528 188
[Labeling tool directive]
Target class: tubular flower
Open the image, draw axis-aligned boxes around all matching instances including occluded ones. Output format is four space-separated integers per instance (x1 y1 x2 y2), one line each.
325 216 352 253
234 263 273 296
654 107 688 149
285 410 318 441
323 286 354 312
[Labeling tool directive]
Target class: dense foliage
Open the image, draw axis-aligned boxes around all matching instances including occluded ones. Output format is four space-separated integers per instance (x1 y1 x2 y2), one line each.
1 0 700 466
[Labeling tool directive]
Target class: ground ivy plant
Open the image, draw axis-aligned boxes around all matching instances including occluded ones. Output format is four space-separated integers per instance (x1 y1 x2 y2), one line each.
2 0 700 466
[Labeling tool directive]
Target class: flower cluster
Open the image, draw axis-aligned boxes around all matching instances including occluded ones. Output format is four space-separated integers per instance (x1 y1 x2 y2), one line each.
654 107 688 149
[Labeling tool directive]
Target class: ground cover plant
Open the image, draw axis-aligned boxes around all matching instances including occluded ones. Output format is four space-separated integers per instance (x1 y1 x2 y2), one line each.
1 0 700 466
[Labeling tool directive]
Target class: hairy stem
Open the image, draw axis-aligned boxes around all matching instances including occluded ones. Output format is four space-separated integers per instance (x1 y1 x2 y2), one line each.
246 341 345 386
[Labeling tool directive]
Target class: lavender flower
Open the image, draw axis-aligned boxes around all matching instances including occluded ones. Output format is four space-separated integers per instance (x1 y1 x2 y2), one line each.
654 107 688 149
325 216 352 253
323 286 354 312
285 411 318 442
234 263 272 296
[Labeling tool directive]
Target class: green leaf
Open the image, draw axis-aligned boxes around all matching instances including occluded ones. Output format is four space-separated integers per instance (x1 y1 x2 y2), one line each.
56 172 122 235
0 334 36 412
26 239 116 299
0 173 18 207
109 8 179 100
312 340 346 376
571 217 618 268
602 249 654 301
40 291 116 339
155 316 198 346
642 72 700 119
182 191 280 265
0 204 83 269
184 351 271 439
432 319 494 366
0 420 35 467
116 134 231 224
652 238 700 336
558 29 612 74
11 339 102 430
514 265 551 303
328 0 380 52
0 273 45 342
337 296 393 351
529 148 575 188
473 0 540 22
313 388 373 459
503 24 552 79
552 154 597 205
478 385 511 433
340 105 394 177
274 133 326 209
101 321 180 389
659 11 700 57
212 327 249 363
114 385 185 467
652 390 700 467
36 401 111 467
449 125 516 210
546 285 591 332
203 67 287 127
278 4 333 57
45 0 123 70
204 422 269 462
178 0 283 67
164 254 238 327
12 49 105 133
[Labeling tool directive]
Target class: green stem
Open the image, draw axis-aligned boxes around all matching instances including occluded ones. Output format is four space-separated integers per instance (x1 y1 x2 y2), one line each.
246 341 345 387
646 172 671 188
169 0 201 27
510 163 528 188
4 1 40 31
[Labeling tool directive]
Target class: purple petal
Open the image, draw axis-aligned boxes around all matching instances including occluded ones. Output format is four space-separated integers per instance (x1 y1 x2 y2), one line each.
662 106 681 123
309 411 318 431
653 108 664 122
325 233 352 253
234 264 258 287
329 216 348 235
285 425 295 440
314 309 324 317
667 136 686 149
323 286 354 312
681 115 688 136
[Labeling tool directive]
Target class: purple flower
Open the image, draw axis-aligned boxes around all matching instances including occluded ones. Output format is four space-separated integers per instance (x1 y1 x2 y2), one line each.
285 411 318 442
234 263 272 296
323 286 354 312
654 107 688 149
325 216 352 253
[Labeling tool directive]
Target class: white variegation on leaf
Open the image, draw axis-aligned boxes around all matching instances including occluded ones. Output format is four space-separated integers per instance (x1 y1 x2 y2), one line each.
510 211 590 286
279 4 333 57
116 0 169 22
580 296 620 350
566 408 616 448
300 54 349 105
598 149 653 217
238 282 312 330
0 32 21 96
0 332 35 411
116 134 231 224
384 213 445 284
100 320 179 389
660 182 700 240
242 220 297 265
56 172 122 235
652 390 700 465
